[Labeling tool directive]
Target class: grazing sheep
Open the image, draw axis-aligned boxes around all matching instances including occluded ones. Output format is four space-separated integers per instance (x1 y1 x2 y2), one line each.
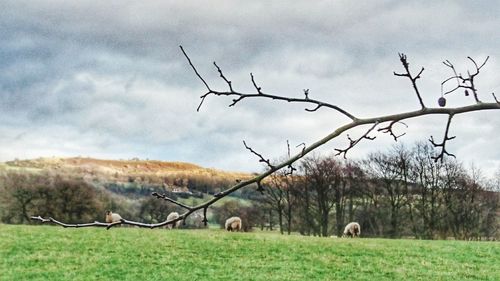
225 216 242 232
166 212 180 229
105 211 123 223
343 222 361 238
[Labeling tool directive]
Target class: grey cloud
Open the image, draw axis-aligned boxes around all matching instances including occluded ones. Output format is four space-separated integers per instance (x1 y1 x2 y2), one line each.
0 0 499 175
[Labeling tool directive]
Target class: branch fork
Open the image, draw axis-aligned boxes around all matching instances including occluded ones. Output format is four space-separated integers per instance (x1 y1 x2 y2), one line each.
429 114 456 162
335 122 379 158
441 56 489 103
394 53 426 109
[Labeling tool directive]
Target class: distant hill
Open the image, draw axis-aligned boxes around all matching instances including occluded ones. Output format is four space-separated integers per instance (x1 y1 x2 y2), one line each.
5 157 203 171
0 157 260 226
3 157 249 178
1 157 254 195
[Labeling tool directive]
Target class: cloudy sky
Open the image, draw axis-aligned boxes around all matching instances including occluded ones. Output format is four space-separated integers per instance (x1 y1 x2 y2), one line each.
1 0 499 177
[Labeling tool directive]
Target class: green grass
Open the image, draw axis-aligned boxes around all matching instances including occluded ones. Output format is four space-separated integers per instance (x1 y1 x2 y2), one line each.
0 224 498 281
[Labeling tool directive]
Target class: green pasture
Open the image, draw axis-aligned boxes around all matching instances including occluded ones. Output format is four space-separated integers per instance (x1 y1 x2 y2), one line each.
0 224 498 280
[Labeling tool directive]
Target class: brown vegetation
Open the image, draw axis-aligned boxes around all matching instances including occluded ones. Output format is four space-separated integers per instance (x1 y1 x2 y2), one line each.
4 157 250 184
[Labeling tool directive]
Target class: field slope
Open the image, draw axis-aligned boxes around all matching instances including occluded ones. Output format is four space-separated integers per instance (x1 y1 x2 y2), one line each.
1 225 499 281
1 157 251 182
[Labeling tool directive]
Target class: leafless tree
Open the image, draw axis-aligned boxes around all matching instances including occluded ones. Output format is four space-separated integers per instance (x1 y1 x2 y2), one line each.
262 166 296 234
1 172 42 223
32 48 500 230
408 142 449 239
300 155 345 237
363 147 411 237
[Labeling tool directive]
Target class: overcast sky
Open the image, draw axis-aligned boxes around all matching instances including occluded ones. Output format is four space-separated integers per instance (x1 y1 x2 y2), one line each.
1 0 499 177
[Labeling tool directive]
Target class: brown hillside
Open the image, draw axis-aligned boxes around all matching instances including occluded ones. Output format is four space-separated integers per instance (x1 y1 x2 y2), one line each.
3 157 252 185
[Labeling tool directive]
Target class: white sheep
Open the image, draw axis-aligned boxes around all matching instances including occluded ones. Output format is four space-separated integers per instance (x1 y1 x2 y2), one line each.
166 212 181 229
105 211 123 223
225 216 242 232
343 222 361 238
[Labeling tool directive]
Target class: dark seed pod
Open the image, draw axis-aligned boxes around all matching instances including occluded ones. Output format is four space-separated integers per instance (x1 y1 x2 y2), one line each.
438 97 446 107
465 89 469 96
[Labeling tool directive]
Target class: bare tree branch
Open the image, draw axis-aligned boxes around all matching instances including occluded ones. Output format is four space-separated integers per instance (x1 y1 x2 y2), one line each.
202 207 208 226
250 73 263 95
243 140 274 170
151 192 193 210
181 47 358 121
429 114 456 162
493 93 499 104
296 143 306 155
394 53 426 109
287 140 291 158
213 61 233 92
32 51 500 230
256 181 265 194
179 45 211 92
441 56 489 103
378 120 408 141
303 89 310 100
335 122 378 158
31 216 109 228
284 140 298 176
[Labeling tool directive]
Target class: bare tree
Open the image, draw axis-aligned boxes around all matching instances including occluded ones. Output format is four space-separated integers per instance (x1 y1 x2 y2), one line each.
300 155 346 237
342 161 365 224
409 142 449 239
32 48 500 230
1 172 43 223
262 167 296 234
363 147 411 238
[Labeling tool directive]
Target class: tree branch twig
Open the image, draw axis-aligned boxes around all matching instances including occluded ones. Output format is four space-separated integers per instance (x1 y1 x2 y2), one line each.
335 122 378 158
378 120 408 141
151 192 193 210
180 46 358 121
394 53 426 109
429 114 456 162
441 56 489 103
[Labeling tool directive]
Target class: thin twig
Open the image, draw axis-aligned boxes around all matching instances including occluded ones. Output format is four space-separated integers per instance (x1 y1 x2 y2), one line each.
378 120 408 141
335 122 379 158
429 114 456 162
30 216 110 228
180 46 358 120
296 143 306 155
492 93 499 104
441 56 489 103
243 140 274 170
151 192 193 210
213 62 233 92
251 73 263 94
179 45 211 92
394 53 426 109
284 140 297 175
203 207 208 226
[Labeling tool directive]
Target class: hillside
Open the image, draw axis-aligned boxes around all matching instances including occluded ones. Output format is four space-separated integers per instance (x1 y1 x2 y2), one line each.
2 157 251 182
0 157 259 226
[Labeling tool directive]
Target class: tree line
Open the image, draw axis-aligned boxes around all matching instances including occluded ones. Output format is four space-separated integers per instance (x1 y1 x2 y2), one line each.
1 141 498 240
259 142 499 240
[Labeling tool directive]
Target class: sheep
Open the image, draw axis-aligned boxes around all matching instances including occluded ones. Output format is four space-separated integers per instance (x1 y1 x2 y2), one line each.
343 222 361 238
166 212 181 229
225 216 242 232
105 211 123 223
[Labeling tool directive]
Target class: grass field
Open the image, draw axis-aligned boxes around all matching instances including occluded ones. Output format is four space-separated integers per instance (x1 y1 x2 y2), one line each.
1 224 498 281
